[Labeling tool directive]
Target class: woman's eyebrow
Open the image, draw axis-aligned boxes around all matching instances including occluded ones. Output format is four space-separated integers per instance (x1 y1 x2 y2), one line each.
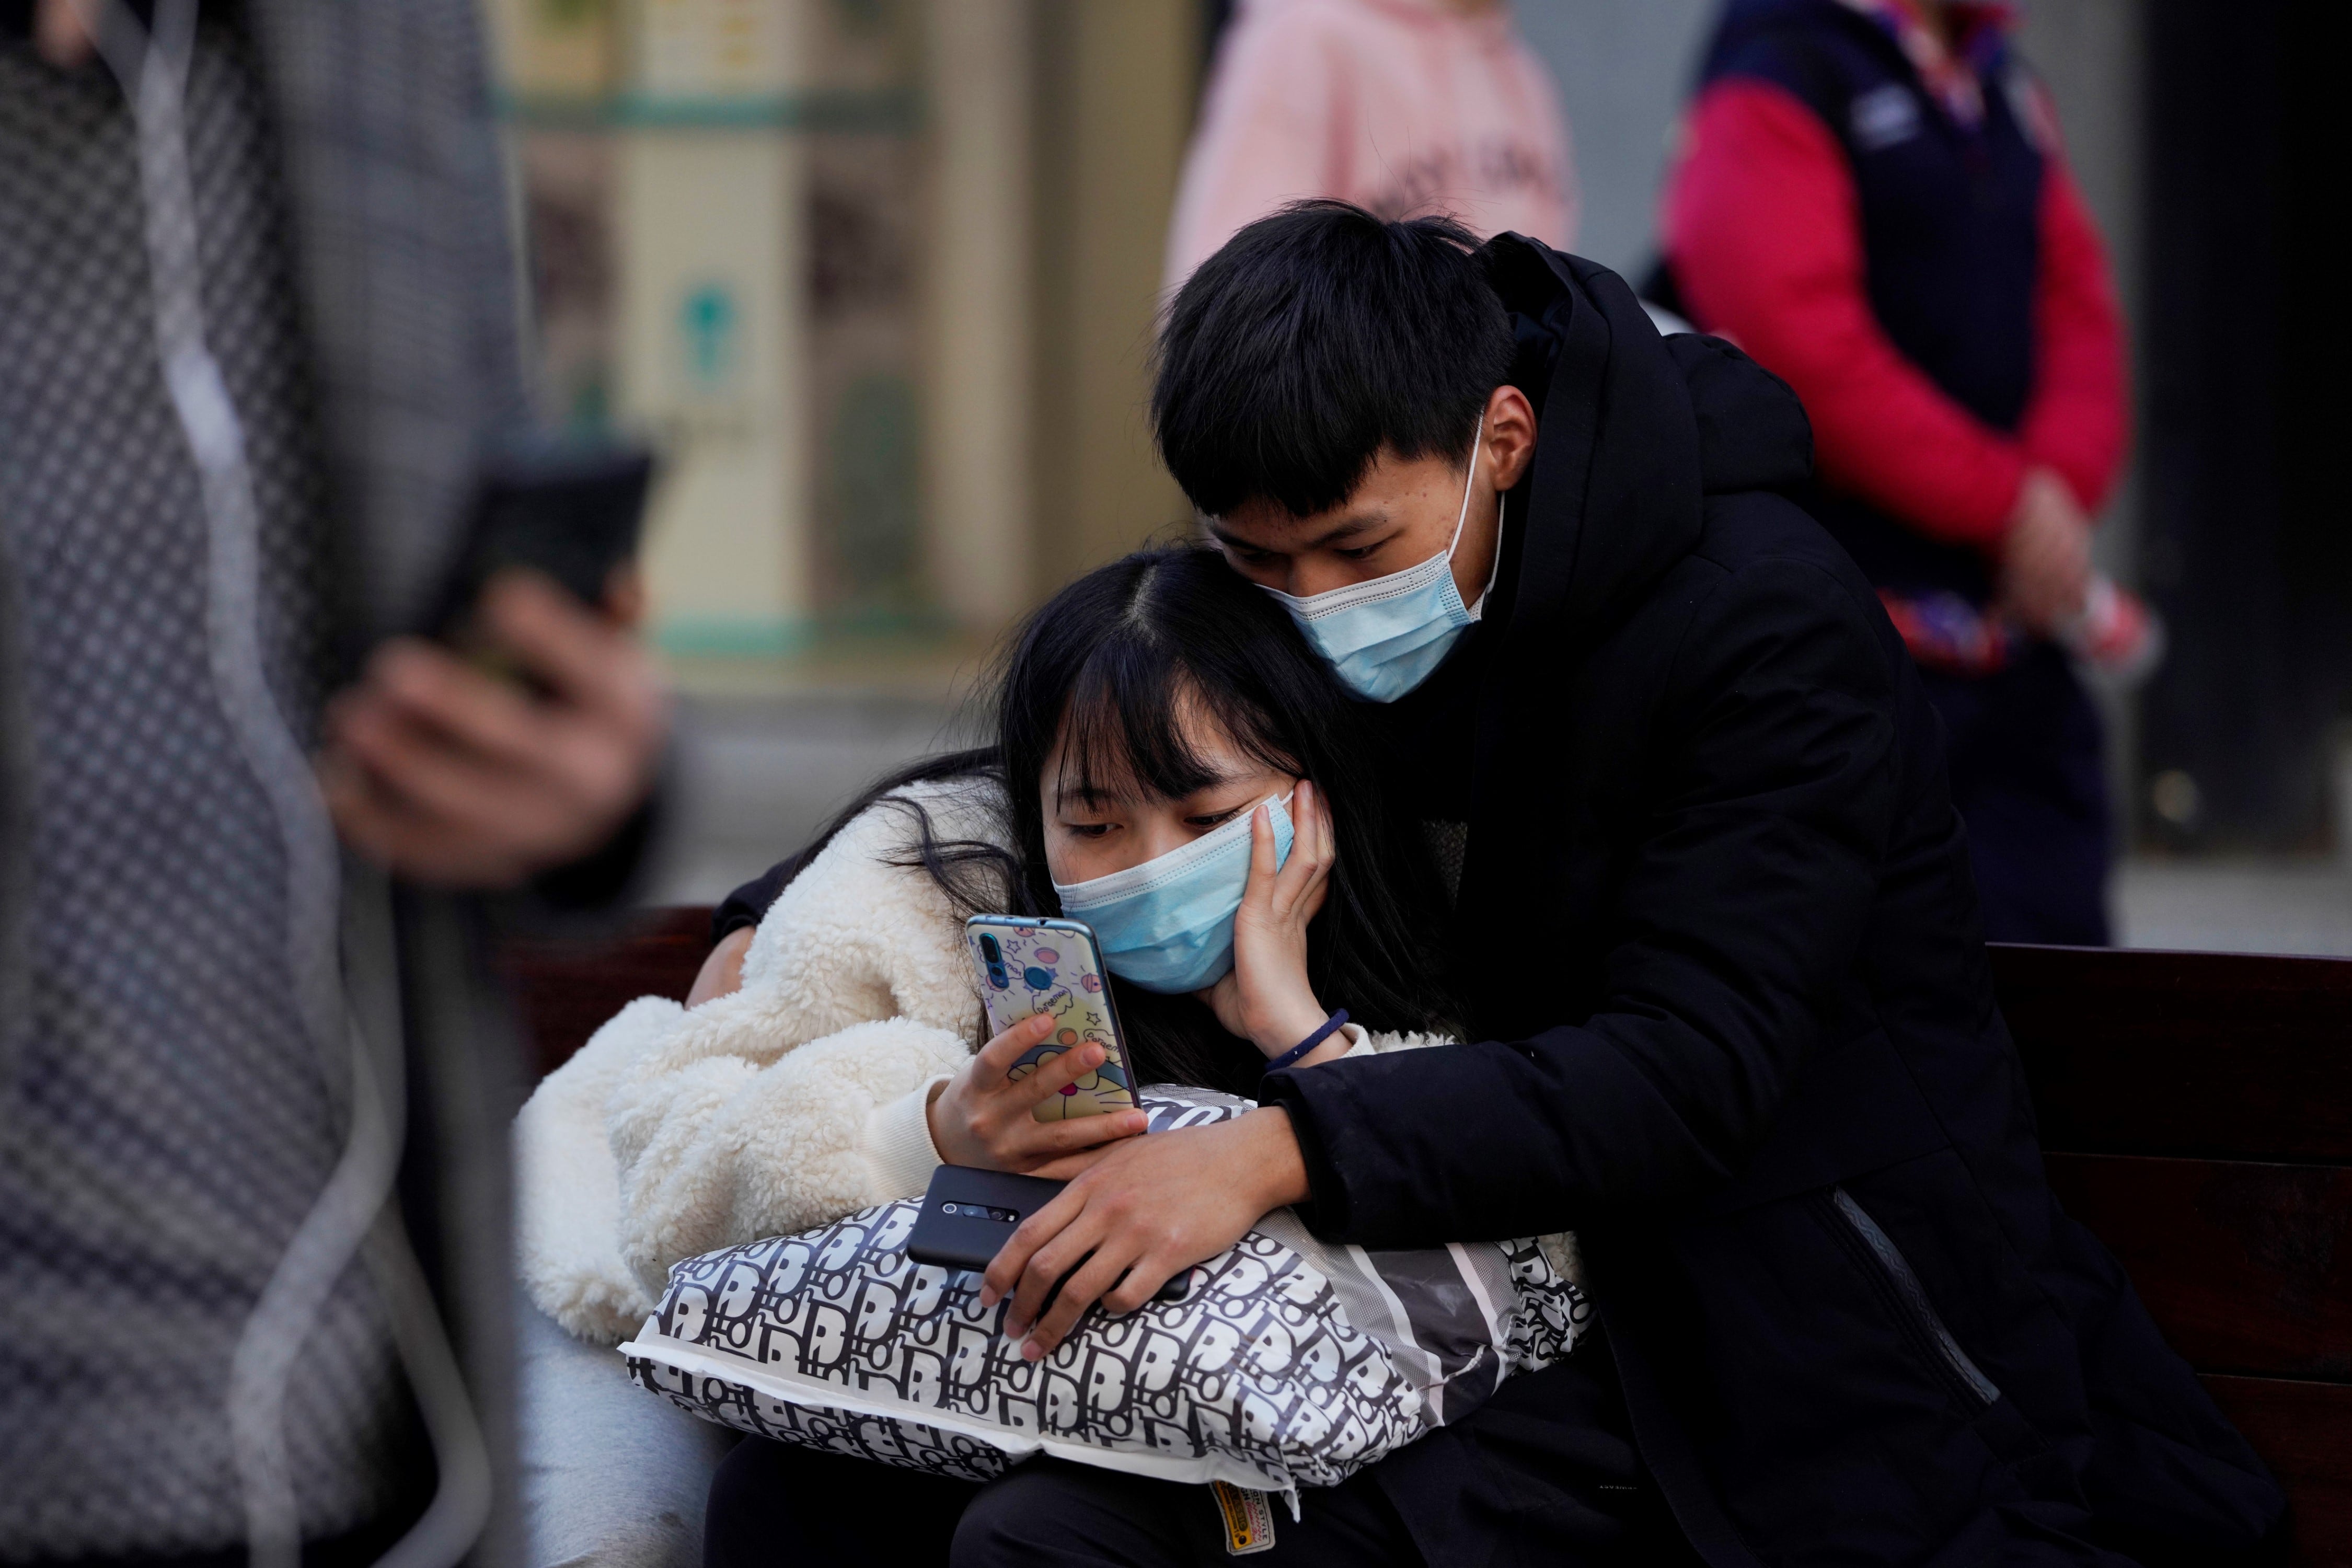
1176 767 1262 804
1060 765 1250 812
1055 775 1141 809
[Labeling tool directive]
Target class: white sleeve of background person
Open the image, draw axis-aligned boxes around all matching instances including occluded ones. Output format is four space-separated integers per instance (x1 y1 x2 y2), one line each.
516 781 998 1341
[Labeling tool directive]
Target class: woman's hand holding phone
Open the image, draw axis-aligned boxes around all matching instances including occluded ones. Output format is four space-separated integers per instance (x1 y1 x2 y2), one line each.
1198 779 1341 1061
928 1012 1148 1178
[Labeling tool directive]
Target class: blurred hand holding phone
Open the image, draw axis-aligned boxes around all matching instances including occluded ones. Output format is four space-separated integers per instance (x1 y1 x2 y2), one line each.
423 443 654 679
317 442 670 889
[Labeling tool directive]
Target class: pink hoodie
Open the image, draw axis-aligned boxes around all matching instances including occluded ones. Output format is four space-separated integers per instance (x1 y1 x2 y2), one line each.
1164 0 1578 290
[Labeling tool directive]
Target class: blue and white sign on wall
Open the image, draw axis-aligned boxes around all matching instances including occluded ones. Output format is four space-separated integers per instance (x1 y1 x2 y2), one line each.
677 278 742 396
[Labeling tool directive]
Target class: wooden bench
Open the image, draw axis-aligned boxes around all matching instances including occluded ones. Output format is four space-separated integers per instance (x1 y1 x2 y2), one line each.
497 913 2352 1565
1991 944 2351 1566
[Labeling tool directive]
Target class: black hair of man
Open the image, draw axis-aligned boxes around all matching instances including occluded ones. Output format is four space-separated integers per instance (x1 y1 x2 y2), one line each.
1152 200 1519 521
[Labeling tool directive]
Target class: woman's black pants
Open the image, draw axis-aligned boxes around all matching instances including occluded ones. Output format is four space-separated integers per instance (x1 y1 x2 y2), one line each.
706 1444 1414 1567
703 1335 1696 1567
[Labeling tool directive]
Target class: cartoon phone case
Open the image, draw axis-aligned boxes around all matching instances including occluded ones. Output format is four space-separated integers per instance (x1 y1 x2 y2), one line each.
965 916 1136 1122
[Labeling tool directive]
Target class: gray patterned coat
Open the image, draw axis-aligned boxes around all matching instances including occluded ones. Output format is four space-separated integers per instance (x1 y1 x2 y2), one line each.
0 2 535 1555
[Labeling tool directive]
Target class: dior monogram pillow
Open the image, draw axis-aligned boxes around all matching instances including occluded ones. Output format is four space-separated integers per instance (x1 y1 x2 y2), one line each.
621 1090 1590 1499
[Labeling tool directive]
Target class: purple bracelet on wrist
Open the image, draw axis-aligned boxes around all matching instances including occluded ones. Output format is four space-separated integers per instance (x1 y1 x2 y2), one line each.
1263 1009 1350 1075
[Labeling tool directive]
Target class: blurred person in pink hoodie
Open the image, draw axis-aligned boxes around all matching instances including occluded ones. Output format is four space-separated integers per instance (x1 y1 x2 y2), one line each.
1165 0 1578 290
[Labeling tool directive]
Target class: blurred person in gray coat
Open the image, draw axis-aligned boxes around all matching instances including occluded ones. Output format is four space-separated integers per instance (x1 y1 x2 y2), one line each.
0 3 670 1566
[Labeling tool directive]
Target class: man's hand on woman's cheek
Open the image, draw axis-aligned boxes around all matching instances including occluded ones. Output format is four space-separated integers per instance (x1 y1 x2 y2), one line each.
979 1107 1311 1361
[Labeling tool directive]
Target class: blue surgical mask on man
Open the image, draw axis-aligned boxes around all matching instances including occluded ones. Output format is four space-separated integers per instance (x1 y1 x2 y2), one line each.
1263 414 1501 702
1052 793 1295 994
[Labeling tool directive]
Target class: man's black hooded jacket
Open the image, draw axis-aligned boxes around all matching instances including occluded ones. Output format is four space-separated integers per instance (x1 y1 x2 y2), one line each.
1258 239 2281 1566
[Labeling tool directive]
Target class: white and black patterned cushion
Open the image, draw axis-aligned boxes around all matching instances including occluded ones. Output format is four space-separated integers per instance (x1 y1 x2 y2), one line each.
622 1092 1589 1501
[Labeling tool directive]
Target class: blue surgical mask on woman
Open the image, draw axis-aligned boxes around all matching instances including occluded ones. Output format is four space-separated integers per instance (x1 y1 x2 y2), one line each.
1052 793 1295 993
1264 414 1500 702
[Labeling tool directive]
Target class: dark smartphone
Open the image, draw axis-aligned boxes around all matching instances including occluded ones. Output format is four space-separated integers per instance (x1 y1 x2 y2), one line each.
906 1165 1193 1304
907 1165 1065 1274
424 441 654 643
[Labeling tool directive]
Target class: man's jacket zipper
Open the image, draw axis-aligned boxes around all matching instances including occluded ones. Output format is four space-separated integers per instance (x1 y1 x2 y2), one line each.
1827 1186 2001 1409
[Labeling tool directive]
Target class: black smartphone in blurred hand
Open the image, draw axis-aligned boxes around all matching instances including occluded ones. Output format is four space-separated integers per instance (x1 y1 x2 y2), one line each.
424 441 654 648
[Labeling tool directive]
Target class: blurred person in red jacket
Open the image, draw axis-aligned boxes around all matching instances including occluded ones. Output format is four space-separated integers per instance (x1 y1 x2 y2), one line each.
1658 0 2146 944
1165 0 1578 291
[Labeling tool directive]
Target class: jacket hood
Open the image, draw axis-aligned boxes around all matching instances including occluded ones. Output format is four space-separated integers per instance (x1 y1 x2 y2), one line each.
1715 0 1850 32
1707 0 1878 62
1699 0 1970 89
1474 235 1812 647
1670 332 1815 498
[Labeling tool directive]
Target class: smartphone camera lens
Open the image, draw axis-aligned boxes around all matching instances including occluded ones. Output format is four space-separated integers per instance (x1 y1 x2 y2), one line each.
978 932 1011 989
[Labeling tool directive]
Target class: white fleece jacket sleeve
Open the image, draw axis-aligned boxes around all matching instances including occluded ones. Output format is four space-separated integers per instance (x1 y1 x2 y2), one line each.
607 1010 970 1297
515 995 681 1343
865 1076 953 1203
602 779 999 1300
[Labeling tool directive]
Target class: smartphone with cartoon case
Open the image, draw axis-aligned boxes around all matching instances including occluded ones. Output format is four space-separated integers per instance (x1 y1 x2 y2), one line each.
965 916 1136 1124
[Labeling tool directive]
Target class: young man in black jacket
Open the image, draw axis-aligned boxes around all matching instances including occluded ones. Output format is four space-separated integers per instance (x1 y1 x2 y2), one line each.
967 204 2281 1564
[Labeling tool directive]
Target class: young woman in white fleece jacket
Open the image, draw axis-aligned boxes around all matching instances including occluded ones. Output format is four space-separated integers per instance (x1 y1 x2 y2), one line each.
516 546 1465 1345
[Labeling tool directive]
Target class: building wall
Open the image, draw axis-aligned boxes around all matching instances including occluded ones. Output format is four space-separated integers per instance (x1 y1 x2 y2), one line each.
1509 0 1711 279
921 0 1035 632
1031 0 1198 590
2013 0 2148 840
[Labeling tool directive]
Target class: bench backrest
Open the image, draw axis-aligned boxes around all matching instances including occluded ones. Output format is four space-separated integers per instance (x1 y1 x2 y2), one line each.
495 918 2352 1563
1989 944 2352 1565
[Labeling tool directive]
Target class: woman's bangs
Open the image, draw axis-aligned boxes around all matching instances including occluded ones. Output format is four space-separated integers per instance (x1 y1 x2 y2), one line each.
1052 643 1295 809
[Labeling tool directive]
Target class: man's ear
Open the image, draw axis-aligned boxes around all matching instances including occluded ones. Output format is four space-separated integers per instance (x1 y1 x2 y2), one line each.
1484 386 1540 490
